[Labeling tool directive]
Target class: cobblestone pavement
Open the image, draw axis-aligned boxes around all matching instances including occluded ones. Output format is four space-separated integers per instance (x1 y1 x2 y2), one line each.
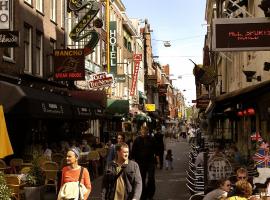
89 137 191 200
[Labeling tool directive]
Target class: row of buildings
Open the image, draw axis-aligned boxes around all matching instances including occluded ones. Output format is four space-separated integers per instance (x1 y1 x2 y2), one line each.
198 0 270 158
0 0 186 156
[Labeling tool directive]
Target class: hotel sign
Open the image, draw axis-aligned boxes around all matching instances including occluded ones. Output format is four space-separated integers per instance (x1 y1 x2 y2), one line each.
110 21 117 75
0 0 10 30
53 49 85 80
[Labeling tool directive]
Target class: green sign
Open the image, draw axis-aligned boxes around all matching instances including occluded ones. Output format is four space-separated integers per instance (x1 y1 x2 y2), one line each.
110 21 117 75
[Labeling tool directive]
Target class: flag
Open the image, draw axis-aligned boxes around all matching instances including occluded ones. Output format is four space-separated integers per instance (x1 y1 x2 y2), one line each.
251 132 263 142
253 148 270 168
0 105 13 158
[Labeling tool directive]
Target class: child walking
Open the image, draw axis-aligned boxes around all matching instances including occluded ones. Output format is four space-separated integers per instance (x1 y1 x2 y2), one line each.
165 149 173 170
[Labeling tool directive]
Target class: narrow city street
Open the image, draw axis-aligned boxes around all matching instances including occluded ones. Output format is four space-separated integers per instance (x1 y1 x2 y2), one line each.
90 138 190 200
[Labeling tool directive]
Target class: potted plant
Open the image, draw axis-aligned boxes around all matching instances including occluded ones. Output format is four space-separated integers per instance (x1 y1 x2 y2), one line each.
24 154 45 200
0 171 12 200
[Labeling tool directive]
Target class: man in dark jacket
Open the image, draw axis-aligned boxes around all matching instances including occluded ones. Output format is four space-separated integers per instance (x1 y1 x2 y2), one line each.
131 126 159 200
101 142 142 200
154 129 165 169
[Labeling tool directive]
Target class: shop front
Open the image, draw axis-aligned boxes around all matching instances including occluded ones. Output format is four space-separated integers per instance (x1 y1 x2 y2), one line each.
206 80 270 159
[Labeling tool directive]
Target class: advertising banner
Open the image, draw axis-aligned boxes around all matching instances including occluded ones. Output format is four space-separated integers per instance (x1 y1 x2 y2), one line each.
130 54 142 96
54 49 85 80
0 31 19 47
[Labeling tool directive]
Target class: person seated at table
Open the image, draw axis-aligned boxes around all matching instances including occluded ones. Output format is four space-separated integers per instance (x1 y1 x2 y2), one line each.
43 143 52 160
228 167 253 197
208 145 226 162
227 145 244 166
70 139 81 152
195 148 209 167
81 139 91 153
91 137 103 150
226 180 252 200
203 178 231 200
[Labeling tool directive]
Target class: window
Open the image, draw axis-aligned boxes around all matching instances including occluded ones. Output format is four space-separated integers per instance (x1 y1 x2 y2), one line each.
24 25 32 73
124 37 127 48
49 39 56 75
60 0 65 27
50 0 56 22
36 0 43 12
35 32 43 76
3 0 14 62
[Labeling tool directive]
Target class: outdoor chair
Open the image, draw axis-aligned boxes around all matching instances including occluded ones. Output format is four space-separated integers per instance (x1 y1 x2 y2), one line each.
5 174 25 200
51 153 64 169
20 166 31 174
188 193 205 200
9 158 24 174
42 161 59 194
88 151 100 179
0 159 8 172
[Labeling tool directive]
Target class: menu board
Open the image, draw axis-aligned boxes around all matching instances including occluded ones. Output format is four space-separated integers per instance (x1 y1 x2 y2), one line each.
212 18 270 51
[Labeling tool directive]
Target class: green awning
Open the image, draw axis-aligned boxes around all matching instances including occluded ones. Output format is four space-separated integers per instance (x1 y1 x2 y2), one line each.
105 99 129 115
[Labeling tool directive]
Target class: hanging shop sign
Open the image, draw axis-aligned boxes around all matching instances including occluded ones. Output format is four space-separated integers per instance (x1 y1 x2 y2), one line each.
0 31 19 47
114 74 126 83
87 72 114 90
213 18 270 51
130 53 142 96
53 49 85 80
145 104 155 112
110 21 117 75
68 0 102 55
0 0 10 30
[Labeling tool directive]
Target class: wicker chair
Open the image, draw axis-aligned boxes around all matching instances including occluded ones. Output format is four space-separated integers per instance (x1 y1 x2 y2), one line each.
10 158 24 174
188 193 205 200
42 161 59 194
0 159 7 172
5 174 25 200
20 166 31 174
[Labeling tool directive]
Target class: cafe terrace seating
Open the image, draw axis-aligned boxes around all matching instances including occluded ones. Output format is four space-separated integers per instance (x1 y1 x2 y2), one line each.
42 161 59 194
5 174 25 200
9 158 24 174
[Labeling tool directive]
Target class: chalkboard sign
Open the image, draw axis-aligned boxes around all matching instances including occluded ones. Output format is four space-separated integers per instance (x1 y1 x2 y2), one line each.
212 18 270 51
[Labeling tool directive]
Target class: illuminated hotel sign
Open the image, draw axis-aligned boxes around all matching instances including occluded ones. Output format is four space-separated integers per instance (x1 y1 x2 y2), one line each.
110 21 117 75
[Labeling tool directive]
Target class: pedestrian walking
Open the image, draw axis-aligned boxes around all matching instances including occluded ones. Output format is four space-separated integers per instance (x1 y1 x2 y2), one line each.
154 129 165 169
106 133 125 164
165 149 173 170
101 142 142 200
58 148 91 200
131 126 159 200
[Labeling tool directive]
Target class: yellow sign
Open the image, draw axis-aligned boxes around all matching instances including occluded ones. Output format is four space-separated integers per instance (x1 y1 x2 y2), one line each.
145 104 156 112
178 112 182 118
0 105 13 158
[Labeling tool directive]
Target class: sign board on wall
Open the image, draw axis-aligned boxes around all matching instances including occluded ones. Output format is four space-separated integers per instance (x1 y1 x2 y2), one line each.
130 54 142 96
145 104 156 112
0 0 10 30
213 18 270 51
53 49 85 80
0 31 19 47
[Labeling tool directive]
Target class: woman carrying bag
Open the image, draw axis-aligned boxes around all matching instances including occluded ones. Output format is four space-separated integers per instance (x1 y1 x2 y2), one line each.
58 148 91 200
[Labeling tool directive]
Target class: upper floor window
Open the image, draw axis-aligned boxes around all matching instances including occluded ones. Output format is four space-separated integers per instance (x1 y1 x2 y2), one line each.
24 25 32 73
35 31 43 76
50 0 56 22
49 39 56 75
60 0 65 28
36 0 43 12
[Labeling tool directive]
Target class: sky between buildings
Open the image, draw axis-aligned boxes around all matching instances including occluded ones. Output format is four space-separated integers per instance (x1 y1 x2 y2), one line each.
121 0 207 105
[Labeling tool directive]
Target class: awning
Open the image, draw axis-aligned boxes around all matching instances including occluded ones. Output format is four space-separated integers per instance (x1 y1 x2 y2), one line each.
209 80 270 115
105 99 129 116
65 97 93 119
69 90 107 107
0 81 73 119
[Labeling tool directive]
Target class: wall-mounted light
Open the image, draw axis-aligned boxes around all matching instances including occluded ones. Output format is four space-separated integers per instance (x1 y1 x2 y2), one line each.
242 70 261 82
